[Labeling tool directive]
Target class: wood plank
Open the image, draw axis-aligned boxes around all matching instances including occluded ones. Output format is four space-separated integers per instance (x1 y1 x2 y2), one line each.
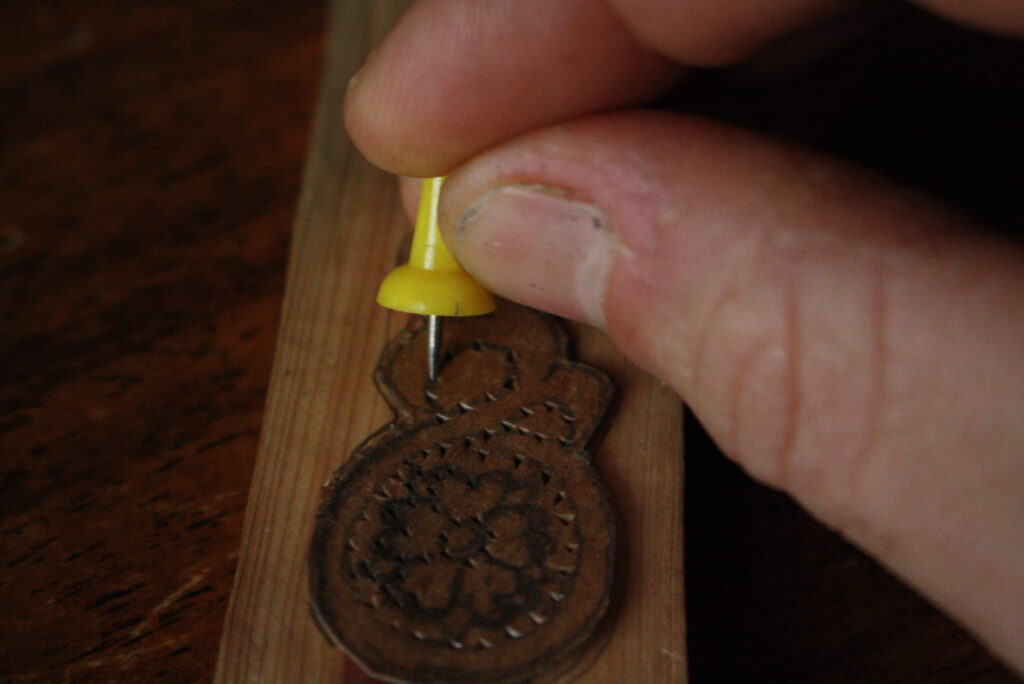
564 325 687 683
214 1 686 680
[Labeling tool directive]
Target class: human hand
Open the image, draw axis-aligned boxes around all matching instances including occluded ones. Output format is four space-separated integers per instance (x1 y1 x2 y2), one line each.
344 0 1024 674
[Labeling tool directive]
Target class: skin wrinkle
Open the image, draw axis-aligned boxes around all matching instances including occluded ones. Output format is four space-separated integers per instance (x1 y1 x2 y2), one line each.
723 333 774 463
764 242 891 528
689 278 737 411
706 219 796 486
842 256 889 521
689 208 777 454
774 270 803 492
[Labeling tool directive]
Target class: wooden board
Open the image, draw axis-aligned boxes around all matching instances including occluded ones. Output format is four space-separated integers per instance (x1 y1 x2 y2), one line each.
213 1 686 681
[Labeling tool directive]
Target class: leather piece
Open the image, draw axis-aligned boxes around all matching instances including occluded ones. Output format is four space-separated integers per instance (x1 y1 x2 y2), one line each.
310 300 616 684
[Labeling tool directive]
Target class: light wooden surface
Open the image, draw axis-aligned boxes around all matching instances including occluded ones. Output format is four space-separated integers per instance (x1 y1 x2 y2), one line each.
213 0 686 681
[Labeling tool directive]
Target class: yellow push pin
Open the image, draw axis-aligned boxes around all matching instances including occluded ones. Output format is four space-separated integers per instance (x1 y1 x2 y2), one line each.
377 176 495 382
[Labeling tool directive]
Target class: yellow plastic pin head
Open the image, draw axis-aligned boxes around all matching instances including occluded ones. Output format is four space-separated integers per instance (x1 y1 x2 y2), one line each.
377 177 495 317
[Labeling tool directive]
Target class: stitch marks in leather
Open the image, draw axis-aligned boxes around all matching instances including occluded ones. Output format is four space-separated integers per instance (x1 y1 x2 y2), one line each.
309 302 616 683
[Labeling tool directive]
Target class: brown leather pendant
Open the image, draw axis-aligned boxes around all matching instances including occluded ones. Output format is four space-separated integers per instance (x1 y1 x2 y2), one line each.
309 301 616 684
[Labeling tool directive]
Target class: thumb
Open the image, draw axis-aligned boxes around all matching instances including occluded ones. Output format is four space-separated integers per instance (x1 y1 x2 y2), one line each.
436 111 1024 673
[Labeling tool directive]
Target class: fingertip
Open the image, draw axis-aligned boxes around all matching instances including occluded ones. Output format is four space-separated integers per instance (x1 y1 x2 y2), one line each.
344 64 450 177
342 0 679 177
341 2 468 176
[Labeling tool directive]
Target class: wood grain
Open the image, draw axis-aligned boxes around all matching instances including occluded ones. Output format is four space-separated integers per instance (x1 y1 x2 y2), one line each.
0 1 323 681
566 325 687 683
212 3 409 677
213 1 686 681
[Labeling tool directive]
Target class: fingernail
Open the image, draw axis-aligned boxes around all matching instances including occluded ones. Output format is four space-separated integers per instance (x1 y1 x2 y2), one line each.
452 184 614 327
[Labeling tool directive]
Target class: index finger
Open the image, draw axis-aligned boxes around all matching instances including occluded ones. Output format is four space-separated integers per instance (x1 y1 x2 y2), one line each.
345 0 848 177
344 0 677 177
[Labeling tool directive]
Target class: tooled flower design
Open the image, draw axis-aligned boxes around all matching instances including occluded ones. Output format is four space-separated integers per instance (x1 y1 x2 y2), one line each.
364 462 569 642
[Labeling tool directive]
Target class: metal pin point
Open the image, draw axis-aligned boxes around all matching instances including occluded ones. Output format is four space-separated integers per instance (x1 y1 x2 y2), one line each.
427 315 442 383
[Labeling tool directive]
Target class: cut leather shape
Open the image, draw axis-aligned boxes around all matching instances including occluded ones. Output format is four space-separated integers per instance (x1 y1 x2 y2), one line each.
310 300 616 684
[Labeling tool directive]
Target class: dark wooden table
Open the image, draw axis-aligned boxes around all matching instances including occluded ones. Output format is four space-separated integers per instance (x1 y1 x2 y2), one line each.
1 2 1020 682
